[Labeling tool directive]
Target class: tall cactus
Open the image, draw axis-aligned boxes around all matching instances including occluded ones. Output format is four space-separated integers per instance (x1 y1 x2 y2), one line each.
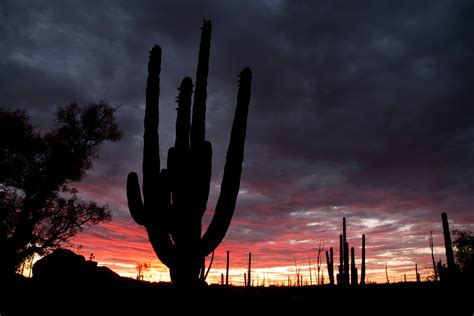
326 247 334 285
360 234 366 285
338 234 343 285
127 20 252 286
226 250 230 286
343 217 349 285
247 252 252 287
441 212 456 280
351 246 358 285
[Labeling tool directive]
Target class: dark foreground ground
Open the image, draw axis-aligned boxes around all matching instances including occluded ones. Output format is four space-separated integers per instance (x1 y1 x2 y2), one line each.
1 276 472 315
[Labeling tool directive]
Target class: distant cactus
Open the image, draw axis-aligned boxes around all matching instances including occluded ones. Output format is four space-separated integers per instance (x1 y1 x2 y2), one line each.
415 263 420 282
360 234 366 285
226 250 230 285
338 234 343 285
332 218 368 286
343 218 349 285
326 247 335 285
337 217 350 285
429 231 438 281
351 246 358 285
127 20 252 287
441 212 456 280
247 252 252 287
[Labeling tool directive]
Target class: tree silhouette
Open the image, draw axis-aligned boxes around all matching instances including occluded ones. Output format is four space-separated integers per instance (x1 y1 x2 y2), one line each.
453 229 473 282
0 102 122 280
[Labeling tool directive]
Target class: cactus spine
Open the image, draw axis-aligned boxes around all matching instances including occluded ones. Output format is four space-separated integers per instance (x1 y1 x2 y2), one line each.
126 20 252 287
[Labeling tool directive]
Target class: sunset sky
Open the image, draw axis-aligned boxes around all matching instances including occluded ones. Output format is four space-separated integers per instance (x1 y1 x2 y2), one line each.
1 0 473 284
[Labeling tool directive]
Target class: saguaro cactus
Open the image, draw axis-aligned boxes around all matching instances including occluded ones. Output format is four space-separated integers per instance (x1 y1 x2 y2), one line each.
127 20 252 286
360 234 366 285
343 217 349 285
247 252 252 287
441 212 456 279
226 250 230 286
338 234 343 285
351 246 358 285
326 247 335 285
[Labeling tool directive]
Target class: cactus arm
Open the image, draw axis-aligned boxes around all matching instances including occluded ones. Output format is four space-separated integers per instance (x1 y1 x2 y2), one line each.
361 234 366 285
126 172 145 226
200 68 252 256
191 140 212 218
190 20 212 146
168 77 193 241
202 251 215 281
143 45 161 204
128 44 175 267
188 20 212 218
442 212 456 278
147 169 174 268
175 77 193 151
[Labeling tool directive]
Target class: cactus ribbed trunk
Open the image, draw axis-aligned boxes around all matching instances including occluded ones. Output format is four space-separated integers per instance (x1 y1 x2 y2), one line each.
361 234 366 285
126 20 252 287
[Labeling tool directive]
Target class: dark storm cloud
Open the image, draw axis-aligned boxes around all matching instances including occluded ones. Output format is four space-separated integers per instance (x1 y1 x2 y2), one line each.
1 0 473 277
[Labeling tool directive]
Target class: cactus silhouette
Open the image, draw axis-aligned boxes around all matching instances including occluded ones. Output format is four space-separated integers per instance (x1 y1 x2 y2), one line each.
360 234 366 285
126 20 252 286
326 247 334 285
441 212 456 280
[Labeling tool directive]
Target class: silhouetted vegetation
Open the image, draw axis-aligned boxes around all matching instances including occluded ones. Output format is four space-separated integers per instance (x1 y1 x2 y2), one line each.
351 246 358 285
136 262 151 281
326 247 334 285
361 234 366 285
322 217 368 286
436 212 474 284
441 212 456 280
429 230 438 281
126 20 252 287
453 229 473 283
0 102 121 281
